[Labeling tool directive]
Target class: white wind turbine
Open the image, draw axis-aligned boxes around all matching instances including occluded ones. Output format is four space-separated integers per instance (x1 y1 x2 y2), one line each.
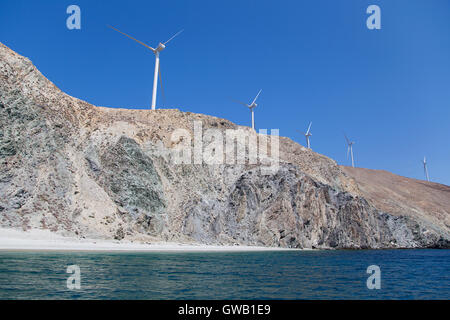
108 25 183 110
233 89 262 130
423 156 430 182
344 134 355 168
300 122 312 149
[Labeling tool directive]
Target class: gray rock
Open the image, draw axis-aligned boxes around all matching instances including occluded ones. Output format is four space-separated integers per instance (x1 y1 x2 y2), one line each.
0 42 448 248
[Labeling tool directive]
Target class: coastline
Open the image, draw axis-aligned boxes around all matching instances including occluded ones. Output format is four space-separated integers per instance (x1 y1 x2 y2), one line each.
0 228 299 252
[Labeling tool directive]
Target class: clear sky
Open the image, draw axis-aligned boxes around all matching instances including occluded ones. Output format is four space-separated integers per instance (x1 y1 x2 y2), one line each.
1 0 449 185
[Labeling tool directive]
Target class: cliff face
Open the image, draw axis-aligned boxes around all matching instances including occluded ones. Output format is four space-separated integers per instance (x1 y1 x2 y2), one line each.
0 43 448 248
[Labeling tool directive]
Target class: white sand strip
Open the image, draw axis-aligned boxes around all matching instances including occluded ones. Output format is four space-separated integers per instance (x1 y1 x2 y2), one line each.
0 228 298 252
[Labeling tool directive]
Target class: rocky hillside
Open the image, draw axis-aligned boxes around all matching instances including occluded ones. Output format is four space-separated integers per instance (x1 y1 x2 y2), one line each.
0 42 448 248
341 166 450 237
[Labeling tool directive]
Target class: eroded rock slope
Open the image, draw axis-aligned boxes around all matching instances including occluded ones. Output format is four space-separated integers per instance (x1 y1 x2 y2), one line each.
1 43 448 248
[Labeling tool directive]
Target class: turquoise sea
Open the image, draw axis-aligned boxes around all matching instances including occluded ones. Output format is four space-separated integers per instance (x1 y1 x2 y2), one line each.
0 249 448 299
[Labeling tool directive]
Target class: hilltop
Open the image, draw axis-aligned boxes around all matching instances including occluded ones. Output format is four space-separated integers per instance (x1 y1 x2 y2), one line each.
0 42 448 249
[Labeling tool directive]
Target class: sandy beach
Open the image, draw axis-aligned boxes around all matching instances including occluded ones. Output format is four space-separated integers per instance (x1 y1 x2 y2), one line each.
0 228 297 252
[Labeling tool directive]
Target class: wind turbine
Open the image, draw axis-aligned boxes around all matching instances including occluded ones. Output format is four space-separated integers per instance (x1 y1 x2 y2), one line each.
423 156 430 182
233 90 262 130
108 25 183 110
300 122 312 149
344 134 355 168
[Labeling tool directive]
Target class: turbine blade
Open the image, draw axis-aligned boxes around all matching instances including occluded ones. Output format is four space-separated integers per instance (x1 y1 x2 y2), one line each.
164 29 184 45
306 122 312 135
347 146 350 158
251 89 262 105
108 25 155 52
344 133 350 144
232 99 250 108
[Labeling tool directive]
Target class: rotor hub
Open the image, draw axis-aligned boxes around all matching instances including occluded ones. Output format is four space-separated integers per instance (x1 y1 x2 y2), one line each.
156 43 166 52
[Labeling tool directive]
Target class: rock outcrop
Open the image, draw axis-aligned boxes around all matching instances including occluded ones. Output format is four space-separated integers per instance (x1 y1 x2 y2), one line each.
0 42 448 248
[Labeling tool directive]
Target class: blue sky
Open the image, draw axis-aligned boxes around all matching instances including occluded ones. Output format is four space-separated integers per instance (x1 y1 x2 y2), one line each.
1 0 449 185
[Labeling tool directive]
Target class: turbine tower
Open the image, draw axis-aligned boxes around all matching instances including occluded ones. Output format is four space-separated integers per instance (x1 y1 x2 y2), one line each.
301 122 312 149
233 89 262 130
344 134 355 168
423 156 430 182
108 25 183 110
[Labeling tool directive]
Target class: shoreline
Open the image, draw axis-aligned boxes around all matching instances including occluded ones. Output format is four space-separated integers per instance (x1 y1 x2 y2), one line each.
0 228 300 253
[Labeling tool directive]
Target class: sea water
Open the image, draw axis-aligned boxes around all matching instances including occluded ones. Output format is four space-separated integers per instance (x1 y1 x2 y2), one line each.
0 249 448 299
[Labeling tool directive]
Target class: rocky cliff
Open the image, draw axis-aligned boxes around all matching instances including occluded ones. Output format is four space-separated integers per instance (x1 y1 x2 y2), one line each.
0 43 448 248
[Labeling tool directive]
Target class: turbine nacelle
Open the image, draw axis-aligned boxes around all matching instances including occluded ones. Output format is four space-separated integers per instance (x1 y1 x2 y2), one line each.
232 89 262 130
423 156 430 182
304 122 312 137
344 133 354 146
299 122 313 149
155 42 166 52
344 133 355 167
